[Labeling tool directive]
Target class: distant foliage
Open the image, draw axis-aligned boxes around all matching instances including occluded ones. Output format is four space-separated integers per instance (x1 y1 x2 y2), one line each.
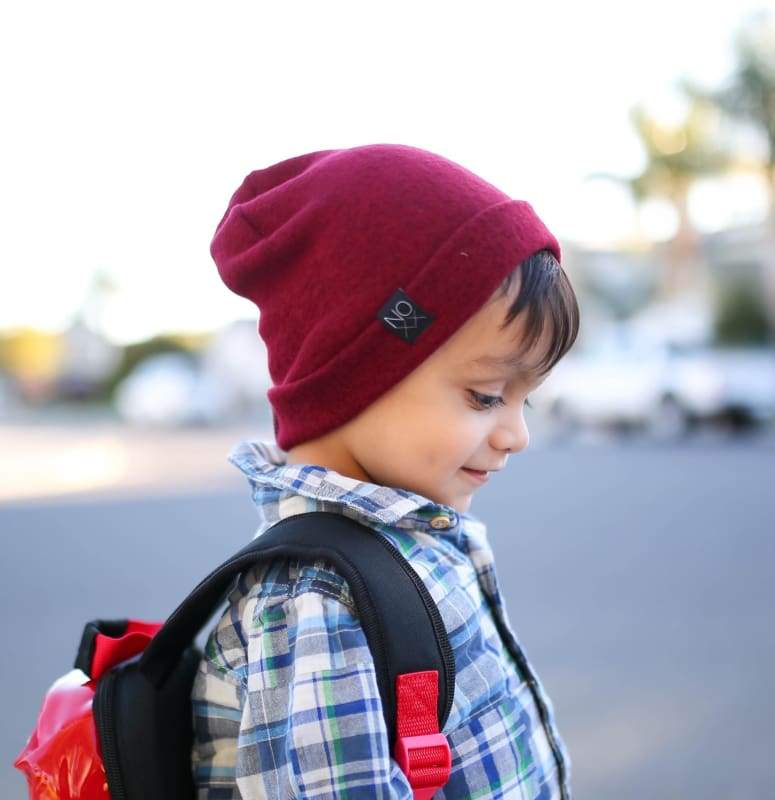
100 335 197 401
714 280 773 344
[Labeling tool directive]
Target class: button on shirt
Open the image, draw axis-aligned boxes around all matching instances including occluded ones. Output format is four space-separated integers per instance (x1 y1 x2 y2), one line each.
191 439 573 799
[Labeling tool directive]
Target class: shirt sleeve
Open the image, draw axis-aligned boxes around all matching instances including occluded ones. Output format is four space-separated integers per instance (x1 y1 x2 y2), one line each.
243 587 416 799
191 656 244 799
195 582 415 800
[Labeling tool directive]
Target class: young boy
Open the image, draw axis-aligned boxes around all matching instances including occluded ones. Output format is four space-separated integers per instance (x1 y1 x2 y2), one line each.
192 143 580 799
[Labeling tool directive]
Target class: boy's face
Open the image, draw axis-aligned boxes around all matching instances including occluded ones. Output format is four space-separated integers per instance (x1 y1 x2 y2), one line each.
285 270 552 514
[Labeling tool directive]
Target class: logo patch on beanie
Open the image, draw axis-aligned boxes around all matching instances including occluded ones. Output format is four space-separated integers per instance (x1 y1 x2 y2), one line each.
377 288 434 343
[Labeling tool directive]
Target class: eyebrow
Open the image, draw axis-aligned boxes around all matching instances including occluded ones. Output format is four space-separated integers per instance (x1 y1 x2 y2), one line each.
467 353 544 378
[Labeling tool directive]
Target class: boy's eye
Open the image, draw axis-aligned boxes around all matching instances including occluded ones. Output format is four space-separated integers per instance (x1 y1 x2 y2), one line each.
467 390 533 411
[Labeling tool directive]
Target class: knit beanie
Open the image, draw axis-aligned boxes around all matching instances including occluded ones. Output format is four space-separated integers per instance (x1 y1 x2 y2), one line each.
211 143 561 451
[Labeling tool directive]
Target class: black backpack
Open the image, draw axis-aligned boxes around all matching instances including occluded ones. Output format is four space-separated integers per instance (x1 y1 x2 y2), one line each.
41 511 456 799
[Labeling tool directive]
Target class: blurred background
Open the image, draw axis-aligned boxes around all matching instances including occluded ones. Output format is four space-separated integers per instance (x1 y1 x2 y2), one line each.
2 1 774 798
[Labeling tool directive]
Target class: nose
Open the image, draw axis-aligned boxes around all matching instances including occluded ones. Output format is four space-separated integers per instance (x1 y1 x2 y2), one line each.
492 408 530 454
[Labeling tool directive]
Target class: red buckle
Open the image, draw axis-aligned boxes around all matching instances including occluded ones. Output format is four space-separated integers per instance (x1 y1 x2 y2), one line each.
394 732 452 800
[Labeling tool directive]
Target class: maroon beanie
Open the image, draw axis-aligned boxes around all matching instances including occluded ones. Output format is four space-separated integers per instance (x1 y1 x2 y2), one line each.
211 143 561 451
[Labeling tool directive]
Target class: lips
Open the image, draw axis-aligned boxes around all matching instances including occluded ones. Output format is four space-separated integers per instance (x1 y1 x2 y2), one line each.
461 467 490 483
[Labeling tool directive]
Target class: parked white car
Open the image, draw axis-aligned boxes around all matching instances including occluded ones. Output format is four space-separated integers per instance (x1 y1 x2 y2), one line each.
666 344 775 423
532 328 775 439
114 352 227 426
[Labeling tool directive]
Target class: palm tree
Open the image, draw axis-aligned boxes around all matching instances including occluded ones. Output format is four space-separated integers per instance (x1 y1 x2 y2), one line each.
681 8 775 222
680 9 775 328
589 96 732 301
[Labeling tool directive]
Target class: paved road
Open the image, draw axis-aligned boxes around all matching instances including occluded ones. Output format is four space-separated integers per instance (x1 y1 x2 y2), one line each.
2 432 774 798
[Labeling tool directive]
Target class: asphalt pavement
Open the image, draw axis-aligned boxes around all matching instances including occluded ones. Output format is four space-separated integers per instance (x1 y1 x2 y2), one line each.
2 418 774 799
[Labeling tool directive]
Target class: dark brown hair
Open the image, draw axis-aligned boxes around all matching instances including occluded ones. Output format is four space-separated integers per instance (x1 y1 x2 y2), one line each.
494 248 580 375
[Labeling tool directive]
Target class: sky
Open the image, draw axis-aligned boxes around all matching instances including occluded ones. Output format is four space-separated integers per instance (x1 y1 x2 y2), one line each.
1 0 773 345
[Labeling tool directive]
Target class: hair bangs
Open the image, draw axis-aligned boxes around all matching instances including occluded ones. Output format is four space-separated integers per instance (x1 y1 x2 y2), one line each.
495 248 580 375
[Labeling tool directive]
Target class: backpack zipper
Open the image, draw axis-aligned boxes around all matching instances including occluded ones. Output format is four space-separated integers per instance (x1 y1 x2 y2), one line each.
368 533 456 724
312 534 455 737
94 669 128 800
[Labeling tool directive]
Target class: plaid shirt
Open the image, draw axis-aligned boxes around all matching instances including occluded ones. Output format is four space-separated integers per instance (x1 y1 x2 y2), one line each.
191 439 573 799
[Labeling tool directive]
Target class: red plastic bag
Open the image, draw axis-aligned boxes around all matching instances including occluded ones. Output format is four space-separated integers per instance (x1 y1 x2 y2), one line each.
14 668 109 800
14 619 163 799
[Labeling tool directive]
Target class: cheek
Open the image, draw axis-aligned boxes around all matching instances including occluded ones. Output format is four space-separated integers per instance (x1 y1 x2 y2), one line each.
390 412 467 472
369 382 477 459
427 417 483 469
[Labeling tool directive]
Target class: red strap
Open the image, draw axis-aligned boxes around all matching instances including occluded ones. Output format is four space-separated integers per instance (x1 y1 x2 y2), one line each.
91 620 163 681
393 670 452 800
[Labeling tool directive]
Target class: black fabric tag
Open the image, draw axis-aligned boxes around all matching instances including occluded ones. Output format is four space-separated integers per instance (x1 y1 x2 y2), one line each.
377 288 435 343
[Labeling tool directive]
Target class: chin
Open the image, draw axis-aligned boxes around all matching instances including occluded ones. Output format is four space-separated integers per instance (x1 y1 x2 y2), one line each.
449 495 471 514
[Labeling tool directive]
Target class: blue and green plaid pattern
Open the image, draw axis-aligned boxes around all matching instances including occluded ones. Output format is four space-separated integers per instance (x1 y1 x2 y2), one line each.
191 439 572 799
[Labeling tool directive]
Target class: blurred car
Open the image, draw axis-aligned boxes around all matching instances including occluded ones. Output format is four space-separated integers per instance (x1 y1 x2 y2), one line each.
531 331 671 437
113 352 228 426
199 319 272 415
532 327 775 439
666 343 775 426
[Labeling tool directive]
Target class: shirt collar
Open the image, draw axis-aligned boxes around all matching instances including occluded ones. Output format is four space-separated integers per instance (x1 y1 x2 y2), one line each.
226 438 486 543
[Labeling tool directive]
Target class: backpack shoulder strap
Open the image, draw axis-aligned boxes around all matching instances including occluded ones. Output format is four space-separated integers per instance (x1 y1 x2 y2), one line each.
139 510 455 746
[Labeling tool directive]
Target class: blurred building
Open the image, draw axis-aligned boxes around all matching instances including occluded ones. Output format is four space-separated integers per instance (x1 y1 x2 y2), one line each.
563 217 775 340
